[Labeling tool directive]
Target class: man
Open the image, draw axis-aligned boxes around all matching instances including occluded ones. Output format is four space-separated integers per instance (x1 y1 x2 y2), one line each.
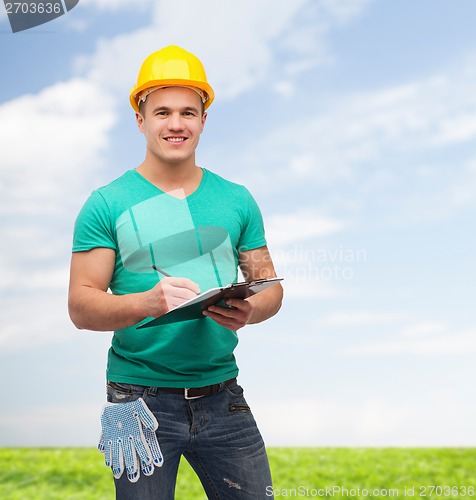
69 45 283 499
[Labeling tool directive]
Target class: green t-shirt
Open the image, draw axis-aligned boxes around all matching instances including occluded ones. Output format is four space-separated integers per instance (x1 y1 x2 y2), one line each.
72 168 266 387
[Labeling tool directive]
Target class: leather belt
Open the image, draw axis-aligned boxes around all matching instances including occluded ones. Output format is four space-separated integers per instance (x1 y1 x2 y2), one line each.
157 378 236 400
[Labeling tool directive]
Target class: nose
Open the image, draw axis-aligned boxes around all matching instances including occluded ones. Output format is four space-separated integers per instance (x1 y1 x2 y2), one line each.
168 112 184 131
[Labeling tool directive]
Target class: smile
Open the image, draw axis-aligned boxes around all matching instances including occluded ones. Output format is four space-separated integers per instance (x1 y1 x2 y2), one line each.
164 137 187 142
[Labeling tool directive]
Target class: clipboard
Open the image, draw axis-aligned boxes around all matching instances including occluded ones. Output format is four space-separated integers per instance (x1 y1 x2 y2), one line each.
137 277 283 328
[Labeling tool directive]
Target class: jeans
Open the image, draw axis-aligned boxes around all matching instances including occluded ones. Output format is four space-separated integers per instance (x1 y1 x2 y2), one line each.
107 379 273 499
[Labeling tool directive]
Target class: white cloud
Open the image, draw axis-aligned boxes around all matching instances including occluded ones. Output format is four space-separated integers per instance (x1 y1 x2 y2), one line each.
352 74 476 152
1 261 69 293
400 321 447 337
273 81 295 99
0 78 116 214
319 0 373 25
262 212 349 299
78 0 155 12
75 0 372 106
231 53 476 225
350 326 476 356
447 156 476 208
266 211 346 247
317 311 409 327
0 290 75 351
316 312 475 357
77 0 306 101
0 402 102 446
280 276 337 300
293 74 476 179
157 0 310 100
253 396 476 446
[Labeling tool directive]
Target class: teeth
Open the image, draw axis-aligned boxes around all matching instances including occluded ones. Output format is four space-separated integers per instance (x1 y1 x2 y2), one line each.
166 137 185 142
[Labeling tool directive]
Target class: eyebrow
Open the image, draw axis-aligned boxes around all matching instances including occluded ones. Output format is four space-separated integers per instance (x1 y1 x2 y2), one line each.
151 105 200 114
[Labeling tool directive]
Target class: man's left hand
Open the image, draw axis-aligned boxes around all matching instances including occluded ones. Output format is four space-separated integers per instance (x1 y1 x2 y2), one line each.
203 298 252 330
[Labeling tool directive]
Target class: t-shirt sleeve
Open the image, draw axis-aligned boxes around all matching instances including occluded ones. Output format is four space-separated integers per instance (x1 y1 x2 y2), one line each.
237 188 267 252
72 190 117 253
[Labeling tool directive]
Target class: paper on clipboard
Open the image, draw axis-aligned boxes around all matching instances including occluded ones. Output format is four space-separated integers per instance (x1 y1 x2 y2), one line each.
137 277 283 328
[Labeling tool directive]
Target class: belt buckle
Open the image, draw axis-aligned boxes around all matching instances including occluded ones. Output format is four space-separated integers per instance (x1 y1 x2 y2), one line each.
184 387 204 400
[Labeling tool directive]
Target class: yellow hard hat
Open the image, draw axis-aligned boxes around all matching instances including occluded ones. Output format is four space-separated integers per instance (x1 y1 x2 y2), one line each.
130 45 215 112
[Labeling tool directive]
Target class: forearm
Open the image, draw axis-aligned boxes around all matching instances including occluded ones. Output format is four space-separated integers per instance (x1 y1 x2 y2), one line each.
237 246 283 325
68 286 149 331
68 275 201 331
247 284 283 324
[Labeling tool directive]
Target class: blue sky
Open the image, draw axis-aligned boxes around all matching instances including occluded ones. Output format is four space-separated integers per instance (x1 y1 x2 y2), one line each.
0 0 475 447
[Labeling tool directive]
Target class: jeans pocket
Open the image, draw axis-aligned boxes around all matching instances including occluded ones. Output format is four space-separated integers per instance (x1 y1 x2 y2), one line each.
224 380 245 397
224 382 252 413
229 401 251 413
107 381 143 403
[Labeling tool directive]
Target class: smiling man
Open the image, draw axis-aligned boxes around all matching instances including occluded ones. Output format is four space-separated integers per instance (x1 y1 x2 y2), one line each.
68 45 283 499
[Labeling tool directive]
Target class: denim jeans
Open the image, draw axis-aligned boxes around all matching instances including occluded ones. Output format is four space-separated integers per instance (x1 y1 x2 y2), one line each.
106 379 273 499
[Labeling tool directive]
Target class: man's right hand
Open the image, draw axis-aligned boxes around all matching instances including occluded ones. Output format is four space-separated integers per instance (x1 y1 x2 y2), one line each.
142 277 200 318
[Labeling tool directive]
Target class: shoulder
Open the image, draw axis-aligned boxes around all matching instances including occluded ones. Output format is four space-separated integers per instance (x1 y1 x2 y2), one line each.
76 170 140 224
203 169 252 198
95 170 137 200
87 170 148 215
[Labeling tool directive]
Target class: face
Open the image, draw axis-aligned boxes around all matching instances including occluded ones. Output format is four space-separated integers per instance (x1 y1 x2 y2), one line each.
136 86 207 167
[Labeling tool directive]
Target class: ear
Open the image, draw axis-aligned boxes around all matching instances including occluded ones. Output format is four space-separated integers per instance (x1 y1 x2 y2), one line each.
200 111 207 132
136 112 145 133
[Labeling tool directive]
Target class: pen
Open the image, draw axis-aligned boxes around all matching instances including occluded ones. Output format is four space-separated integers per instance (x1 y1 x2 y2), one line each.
151 265 201 295
151 265 172 277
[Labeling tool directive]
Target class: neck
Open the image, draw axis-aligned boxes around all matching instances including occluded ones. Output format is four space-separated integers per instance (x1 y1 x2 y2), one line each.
136 155 203 196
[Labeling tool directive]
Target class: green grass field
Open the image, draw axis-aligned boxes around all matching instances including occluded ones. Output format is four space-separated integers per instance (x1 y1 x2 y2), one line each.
1 448 475 499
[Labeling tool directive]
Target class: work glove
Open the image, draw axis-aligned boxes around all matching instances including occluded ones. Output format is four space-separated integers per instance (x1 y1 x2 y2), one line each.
98 398 164 482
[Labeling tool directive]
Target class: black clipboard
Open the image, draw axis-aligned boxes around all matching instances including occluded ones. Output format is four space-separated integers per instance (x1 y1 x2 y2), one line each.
137 277 283 328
